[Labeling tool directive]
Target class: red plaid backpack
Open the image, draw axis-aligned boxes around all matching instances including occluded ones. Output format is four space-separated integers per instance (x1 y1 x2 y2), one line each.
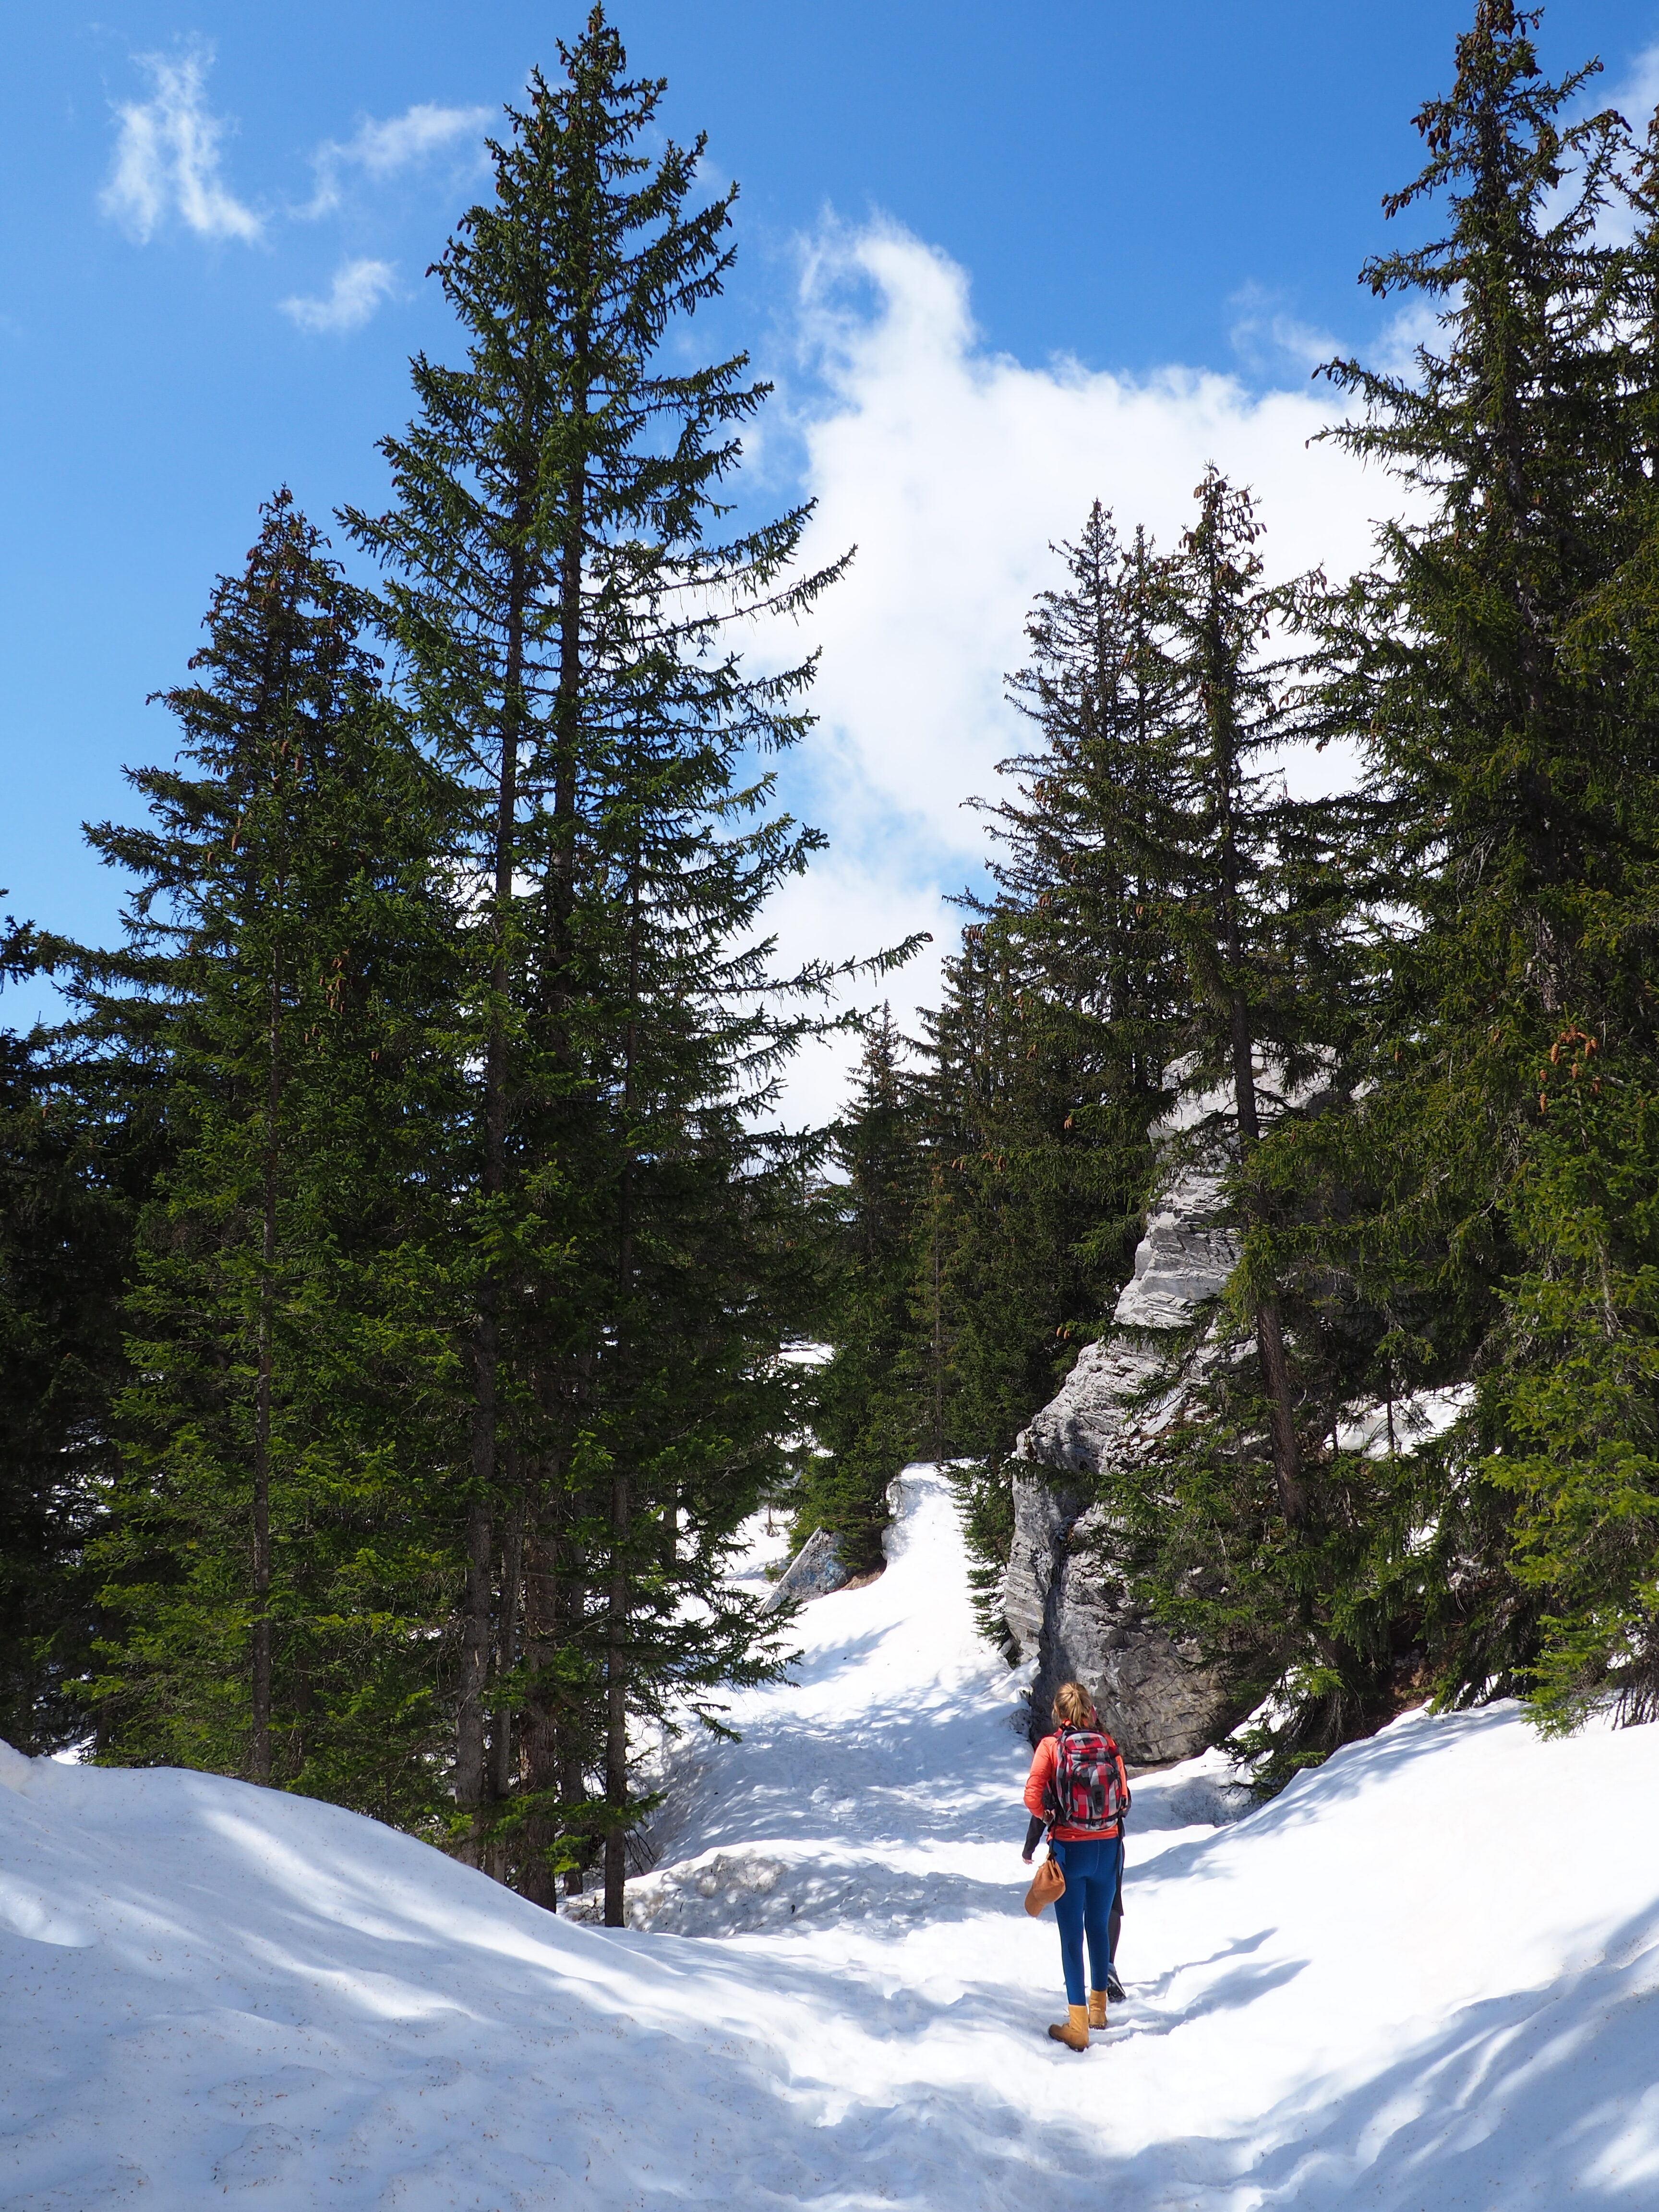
1046 1723 1130 1834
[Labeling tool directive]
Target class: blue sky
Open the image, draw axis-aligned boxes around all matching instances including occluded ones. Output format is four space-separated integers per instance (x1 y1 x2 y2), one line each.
5 2 1659 1101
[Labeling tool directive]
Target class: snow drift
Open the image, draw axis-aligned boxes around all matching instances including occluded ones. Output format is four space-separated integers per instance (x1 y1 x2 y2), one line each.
4 1466 1659 2208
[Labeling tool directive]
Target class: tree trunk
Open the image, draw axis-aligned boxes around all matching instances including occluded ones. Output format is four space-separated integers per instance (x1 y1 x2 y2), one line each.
509 342 591 1904
457 544 530 1863
562 1742 589 1898
603 849 640 1932
1229 990 1306 1527
484 1481 524 1883
524 335 595 1911
517 1496 568 1911
251 959 279 1785
602 1458 630 1927
1204 532 1306 1537
931 1198 945 1467
1253 1298 1306 1525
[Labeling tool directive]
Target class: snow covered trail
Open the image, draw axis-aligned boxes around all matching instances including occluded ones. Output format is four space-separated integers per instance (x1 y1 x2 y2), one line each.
4 1466 1659 2208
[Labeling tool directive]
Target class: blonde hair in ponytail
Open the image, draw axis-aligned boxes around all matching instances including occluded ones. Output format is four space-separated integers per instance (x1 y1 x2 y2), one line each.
1052 1679 1096 1729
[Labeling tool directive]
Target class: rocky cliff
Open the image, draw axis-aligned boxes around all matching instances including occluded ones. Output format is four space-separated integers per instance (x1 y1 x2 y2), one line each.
1003 1157 1244 1763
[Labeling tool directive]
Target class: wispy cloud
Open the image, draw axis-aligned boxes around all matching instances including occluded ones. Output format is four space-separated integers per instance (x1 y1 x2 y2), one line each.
1228 284 1339 379
1610 39 1659 129
1368 302 1443 383
100 46 262 245
302 102 492 216
1580 41 1659 247
1234 286 1451 394
280 257 398 334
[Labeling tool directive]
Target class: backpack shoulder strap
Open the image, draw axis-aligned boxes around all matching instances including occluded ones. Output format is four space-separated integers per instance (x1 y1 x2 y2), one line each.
1042 1727 1067 1826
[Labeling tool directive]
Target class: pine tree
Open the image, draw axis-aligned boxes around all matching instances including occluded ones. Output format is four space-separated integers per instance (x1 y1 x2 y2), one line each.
0 916 144 1754
1468 87 1659 1730
558 586 849 1925
914 921 1142 1634
1149 469 1361 1525
62 493 464 1817
986 504 1179 1123
1046 471 1380 1781
1297 0 1650 1726
916 920 1145 1466
803 1008 926 1573
844 510 1184 1640
347 8 865 1920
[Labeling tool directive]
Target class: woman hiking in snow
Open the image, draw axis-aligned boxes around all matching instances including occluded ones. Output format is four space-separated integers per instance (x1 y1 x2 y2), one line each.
1022 1680 1130 2051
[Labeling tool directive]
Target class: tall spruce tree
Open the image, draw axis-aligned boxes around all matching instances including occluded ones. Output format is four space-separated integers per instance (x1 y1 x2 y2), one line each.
1453 59 1659 1730
886 511 1181 1613
986 504 1179 1112
971 504 1179 1293
907 918 1149 1633
64 493 464 1817
802 1008 926 1573
1293 0 1649 1727
1040 472 1378 1781
915 922 1131 1469
0 916 143 1755
348 8 862 1921
1149 469 1362 1529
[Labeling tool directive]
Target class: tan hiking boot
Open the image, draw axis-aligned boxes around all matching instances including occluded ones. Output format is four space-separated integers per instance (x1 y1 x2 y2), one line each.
1088 1989 1109 2030
1047 2002 1090 2051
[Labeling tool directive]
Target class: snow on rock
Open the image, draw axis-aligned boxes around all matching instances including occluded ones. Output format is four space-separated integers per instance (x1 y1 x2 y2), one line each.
5 1465 1659 2208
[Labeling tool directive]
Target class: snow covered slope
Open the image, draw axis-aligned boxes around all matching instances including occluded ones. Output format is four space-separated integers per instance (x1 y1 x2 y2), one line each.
4 1466 1659 2209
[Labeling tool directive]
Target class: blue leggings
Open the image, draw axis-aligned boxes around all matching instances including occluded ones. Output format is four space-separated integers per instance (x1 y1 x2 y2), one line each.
1050 1838 1121 2006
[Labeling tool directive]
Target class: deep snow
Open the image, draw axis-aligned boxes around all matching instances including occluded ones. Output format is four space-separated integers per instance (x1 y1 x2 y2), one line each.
4 1466 1659 2209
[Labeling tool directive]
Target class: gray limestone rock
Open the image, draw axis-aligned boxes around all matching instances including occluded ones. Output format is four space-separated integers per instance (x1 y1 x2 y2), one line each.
1005 1143 1244 1765
759 1526 849 1614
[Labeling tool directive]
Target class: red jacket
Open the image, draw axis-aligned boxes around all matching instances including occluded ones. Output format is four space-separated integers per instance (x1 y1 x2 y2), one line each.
1024 1727 1129 1842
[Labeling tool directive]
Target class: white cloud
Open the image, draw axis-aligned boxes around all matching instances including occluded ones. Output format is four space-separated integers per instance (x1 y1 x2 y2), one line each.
280 257 398 335
759 858 951 1129
100 47 262 245
1577 41 1659 248
758 219 1402 1123
1611 39 1659 129
302 102 493 217
786 218 1386 846
1228 283 1340 378
1370 301 1444 383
